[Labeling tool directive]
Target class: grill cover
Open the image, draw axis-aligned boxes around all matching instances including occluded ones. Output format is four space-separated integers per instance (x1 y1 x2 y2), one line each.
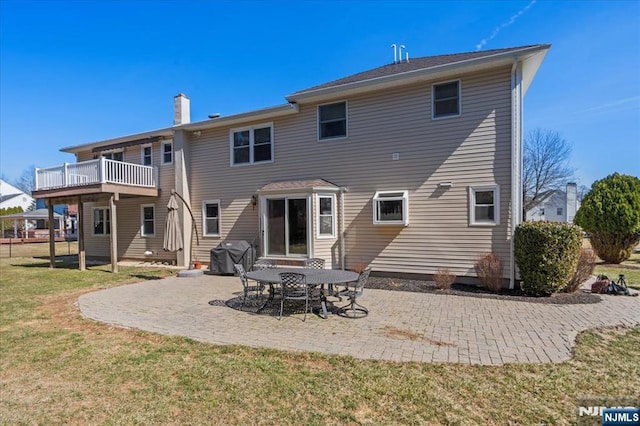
209 240 255 275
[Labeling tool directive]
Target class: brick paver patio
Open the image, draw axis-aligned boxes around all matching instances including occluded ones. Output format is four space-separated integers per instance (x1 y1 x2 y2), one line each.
78 274 640 365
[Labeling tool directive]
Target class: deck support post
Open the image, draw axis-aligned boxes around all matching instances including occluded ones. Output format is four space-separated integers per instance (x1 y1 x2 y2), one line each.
48 200 56 268
78 197 86 271
109 194 118 273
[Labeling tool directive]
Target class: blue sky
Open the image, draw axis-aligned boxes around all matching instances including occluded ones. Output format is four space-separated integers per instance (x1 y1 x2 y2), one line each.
1 0 638 188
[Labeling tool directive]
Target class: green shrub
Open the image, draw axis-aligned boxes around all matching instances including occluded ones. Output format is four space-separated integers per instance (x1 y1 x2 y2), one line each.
514 221 583 296
574 173 640 263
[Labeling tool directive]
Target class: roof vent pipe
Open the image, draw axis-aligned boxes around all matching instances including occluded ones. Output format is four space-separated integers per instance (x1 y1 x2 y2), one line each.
399 45 405 63
391 44 397 64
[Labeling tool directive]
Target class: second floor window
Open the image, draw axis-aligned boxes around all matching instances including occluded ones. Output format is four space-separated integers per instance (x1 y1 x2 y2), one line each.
433 80 460 118
318 101 347 140
142 145 153 166
230 124 273 166
162 141 173 165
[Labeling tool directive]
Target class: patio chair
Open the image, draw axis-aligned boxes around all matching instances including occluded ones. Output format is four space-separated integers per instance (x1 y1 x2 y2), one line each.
304 258 331 299
337 267 372 319
279 272 309 321
234 263 264 308
304 258 325 269
253 258 277 270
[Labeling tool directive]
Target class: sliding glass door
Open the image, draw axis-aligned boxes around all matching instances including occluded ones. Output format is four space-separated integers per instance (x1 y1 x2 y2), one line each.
265 197 308 256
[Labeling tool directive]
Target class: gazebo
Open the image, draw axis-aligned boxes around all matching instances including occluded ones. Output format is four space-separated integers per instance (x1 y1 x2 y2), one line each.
1 208 64 239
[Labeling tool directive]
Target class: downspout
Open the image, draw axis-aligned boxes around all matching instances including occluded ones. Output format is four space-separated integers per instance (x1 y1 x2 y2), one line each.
510 59 524 289
340 187 347 270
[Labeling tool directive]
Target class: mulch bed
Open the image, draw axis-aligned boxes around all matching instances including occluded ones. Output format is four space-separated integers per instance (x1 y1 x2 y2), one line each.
367 276 602 305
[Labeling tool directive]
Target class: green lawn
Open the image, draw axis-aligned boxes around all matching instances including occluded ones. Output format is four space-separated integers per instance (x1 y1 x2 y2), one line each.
1 254 639 424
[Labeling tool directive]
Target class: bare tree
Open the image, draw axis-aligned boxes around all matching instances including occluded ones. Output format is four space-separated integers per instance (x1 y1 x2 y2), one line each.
576 184 590 203
14 165 36 196
523 129 574 217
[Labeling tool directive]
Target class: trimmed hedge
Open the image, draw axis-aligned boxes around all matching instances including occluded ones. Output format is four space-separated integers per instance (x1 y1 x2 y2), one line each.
514 221 583 296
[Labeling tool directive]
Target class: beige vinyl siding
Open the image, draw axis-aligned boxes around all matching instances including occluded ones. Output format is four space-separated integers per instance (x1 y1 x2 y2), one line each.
187 66 513 278
78 141 176 263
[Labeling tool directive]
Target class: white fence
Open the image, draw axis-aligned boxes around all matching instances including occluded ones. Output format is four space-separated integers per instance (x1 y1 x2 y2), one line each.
35 158 157 190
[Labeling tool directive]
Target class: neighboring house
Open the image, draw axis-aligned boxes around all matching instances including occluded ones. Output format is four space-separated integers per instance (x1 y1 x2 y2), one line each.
527 183 579 223
0 179 34 211
32 44 550 288
34 199 79 239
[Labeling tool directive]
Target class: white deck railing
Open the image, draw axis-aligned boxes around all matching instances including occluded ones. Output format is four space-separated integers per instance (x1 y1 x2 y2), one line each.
35 158 157 191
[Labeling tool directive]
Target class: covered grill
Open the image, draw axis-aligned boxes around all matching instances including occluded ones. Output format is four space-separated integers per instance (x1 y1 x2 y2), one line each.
209 240 255 275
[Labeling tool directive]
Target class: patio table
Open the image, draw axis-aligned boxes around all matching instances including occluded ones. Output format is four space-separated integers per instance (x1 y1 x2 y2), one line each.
245 268 359 319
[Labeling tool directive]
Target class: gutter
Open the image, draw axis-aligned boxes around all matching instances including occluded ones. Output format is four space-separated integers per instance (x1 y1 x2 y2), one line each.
509 59 524 290
177 103 299 132
340 186 348 270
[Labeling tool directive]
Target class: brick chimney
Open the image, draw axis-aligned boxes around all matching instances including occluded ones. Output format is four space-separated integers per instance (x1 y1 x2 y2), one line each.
173 93 190 125
566 182 577 223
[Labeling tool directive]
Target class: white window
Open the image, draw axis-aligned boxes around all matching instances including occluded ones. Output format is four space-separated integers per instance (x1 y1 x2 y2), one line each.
433 80 460 119
557 207 563 216
202 200 220 236
469 185 500 226
162 141 173 165
92 207 110 235
318 101 347 140
230 124 273 166
373 191 409 226
540 208 545 215
141 204 155 237
102 150 124 161
141 144 153 166
317 194 336 238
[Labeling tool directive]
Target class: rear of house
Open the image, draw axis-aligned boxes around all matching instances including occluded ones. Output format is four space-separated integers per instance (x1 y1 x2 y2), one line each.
33 44 550 288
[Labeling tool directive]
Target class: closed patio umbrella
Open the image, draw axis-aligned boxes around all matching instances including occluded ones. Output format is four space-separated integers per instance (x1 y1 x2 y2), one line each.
163 194 183 252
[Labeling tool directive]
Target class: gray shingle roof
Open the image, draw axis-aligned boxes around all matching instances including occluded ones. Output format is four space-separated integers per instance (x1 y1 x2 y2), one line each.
293 45 545 95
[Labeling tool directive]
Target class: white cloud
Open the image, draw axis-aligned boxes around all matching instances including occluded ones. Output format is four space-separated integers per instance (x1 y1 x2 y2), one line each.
476 0 537 51
581 96 640 114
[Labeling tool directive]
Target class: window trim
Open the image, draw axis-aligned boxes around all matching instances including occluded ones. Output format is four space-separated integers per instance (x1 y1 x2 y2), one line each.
373 190 409 226
161 141 173 165
316 194 337 239
229 123 274 166
432 79 461 119
140 204 156 237
317 100 348 141
202 199 221 237
141 144 153 166
468 185 500 226
92 207 111 236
